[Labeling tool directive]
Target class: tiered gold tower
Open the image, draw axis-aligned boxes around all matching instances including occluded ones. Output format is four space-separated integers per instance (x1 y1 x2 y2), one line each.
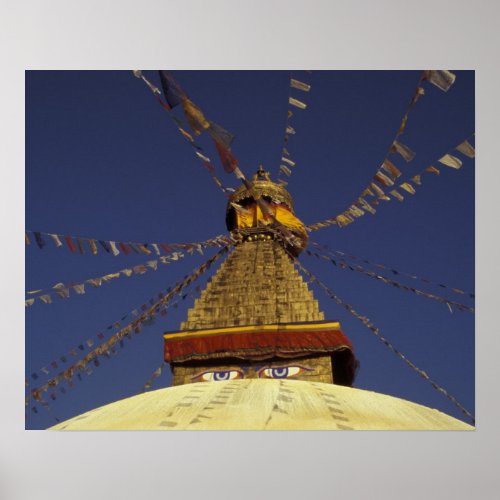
163 167 357 388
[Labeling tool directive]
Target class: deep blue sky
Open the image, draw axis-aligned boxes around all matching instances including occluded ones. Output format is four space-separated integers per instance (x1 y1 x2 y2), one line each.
25 70 474 429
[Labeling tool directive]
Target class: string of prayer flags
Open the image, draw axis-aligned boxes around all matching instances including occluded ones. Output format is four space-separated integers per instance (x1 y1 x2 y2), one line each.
291 257 475 425
26 288 200 386
25 230 231 256
25 249 196 306
306 249 474 313
423 70 457 92
320 70 459 230
307 133 475 231
277 72 312 181
134 71 235 194
310 241 475 299
26 245 231 406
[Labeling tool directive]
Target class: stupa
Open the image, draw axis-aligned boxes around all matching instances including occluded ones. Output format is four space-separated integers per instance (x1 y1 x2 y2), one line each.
51 168 472 430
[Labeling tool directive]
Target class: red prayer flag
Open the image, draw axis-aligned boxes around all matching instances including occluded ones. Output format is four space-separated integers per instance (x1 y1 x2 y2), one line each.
64 236 77 253
119 242 131 255
214 139 238 174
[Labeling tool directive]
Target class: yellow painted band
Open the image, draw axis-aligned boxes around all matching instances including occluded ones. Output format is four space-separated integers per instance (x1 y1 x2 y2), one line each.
164 321 341 341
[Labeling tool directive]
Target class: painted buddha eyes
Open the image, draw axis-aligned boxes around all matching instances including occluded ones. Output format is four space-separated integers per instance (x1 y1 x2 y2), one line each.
191 370 243 382
258 365 309 379
191 365 312 382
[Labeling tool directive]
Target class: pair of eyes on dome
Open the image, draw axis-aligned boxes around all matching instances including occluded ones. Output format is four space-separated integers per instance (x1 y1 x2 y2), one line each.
192 366 310 382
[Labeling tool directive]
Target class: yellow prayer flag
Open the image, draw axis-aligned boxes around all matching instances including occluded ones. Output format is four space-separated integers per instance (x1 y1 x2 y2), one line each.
456 140 475 158
400 182 416 195
290 79 311 92
438 154 462 169
289 97 307 110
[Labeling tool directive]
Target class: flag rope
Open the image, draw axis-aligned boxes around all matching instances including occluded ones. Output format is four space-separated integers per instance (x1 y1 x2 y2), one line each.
306 132 475 231
306 248 474 313
290 254 475 425
25 229 231 256
310 241 474 299
26 284 204 387
25 249 194 306
276 71 312 182
26 244 232 410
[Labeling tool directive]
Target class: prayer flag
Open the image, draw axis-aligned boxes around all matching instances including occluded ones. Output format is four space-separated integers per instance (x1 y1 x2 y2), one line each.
88 239 98 255
424 70 456 92
285 126 296 135
182 98 211 136
456 139 475 158
109 241 120 256
381 159 402 180
73 283 85 295
214 140 238 174
137 243 152 255
438 154 462 169
208 122 234 148
151 243 161 255
118 242 131 255
25 298 35 307
392 140 415 162
371 182 390 201
411 86 425 105
400 182 416 195
398 115 408 135
25 232 31 245
280 165 292 177
65 236 77 253
178 127 194 142
128 243 141 254
390 189 404 202
358 197 376 214
282 147 290 157
158 71 185 108
289 97 307 109
99 240 111 253
147 260 158 271
39 294 52 304
49 234 63 247
290 78 311 92
76 238 85 254
34 232 45 249
425 165 440 175
349 205 365 218
287 110 293 119
121 268 133 277
195 151 211 163
374 171 394 187
411 175 422 185
281 157 296 166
